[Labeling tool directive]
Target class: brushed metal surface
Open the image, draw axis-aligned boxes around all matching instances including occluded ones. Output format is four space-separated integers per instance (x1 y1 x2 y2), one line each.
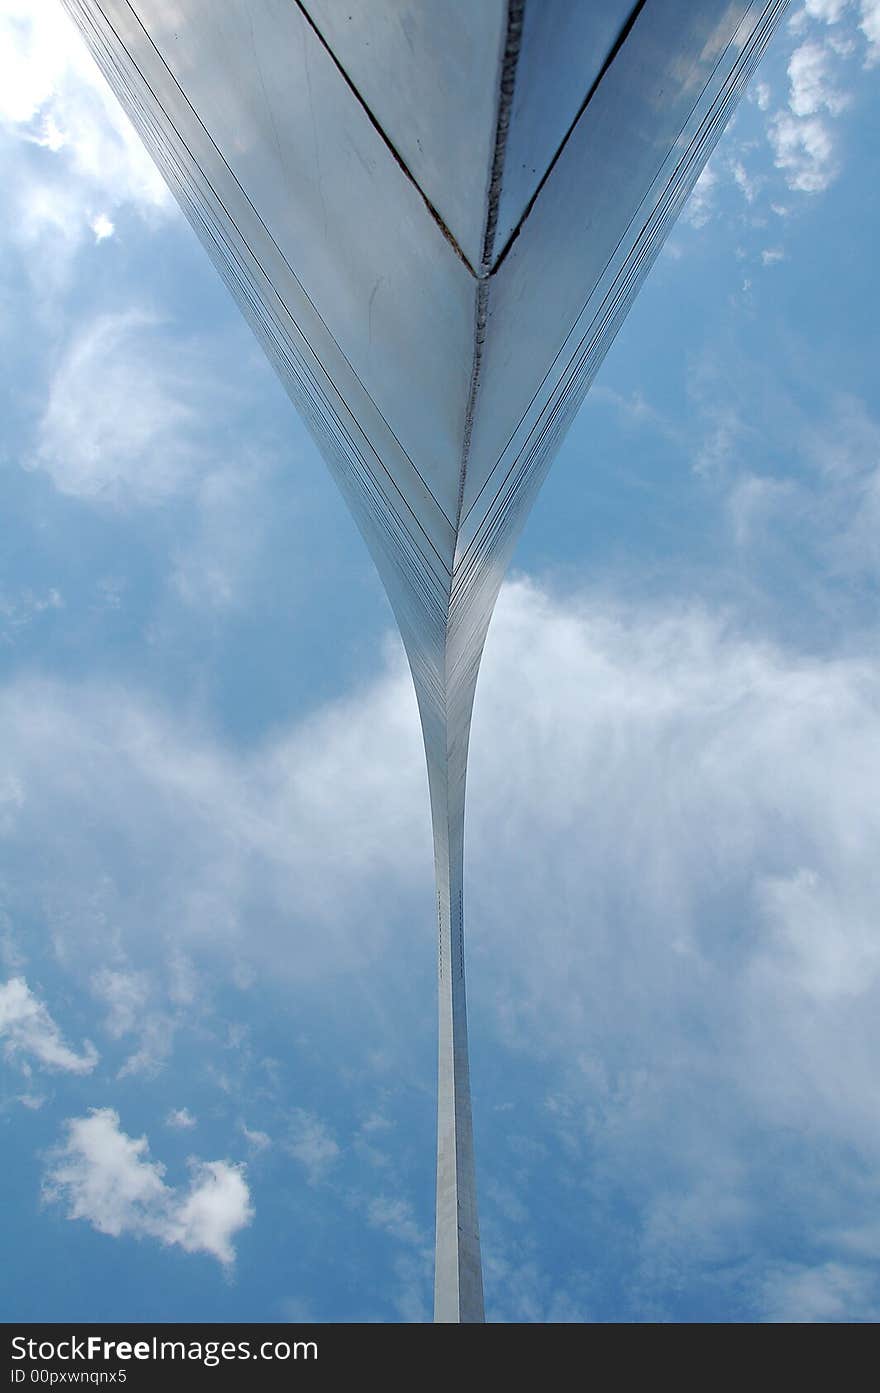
302 0 507 270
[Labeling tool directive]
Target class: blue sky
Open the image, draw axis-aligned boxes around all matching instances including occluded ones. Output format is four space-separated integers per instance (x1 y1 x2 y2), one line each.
2 0 880 1324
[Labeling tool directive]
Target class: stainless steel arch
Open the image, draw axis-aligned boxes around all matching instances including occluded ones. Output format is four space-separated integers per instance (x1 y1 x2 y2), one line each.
61 0 789 1322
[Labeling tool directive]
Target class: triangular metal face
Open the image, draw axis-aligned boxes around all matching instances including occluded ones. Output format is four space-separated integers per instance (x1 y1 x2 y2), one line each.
63 0 788 1323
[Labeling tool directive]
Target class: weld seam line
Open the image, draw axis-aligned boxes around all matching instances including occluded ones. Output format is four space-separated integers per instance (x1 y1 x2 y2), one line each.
294 0 478 278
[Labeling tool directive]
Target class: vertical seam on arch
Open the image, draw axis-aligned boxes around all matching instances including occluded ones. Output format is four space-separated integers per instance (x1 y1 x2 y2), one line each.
453 0 526 555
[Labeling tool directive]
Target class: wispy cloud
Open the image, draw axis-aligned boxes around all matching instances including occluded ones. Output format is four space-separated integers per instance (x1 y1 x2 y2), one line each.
0 587 63 645
29 311 215 506
91 967 174 1078
367 1196 425 1250
701 381 880 586
241 1125 271 1152
858 0 880 64
21 304 284 613
0 977 97 1074
0 655 427 987
166 1107 197 1131
761 1260 879 1322
286 1109 340 1185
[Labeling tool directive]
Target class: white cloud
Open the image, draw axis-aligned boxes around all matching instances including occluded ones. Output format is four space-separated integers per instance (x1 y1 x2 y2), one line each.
803 0 848 20
286 1109 340 1184
0 0 171 267
689 11 860 219
44 1107 252 1266
763 14 864 196
861 0 880 62
0 976 96 1074
166 1107 197 1130
170 1159 253 1266
768 110 837 192
46 1109 167 1237
788 40 849 116
29 311 214 505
